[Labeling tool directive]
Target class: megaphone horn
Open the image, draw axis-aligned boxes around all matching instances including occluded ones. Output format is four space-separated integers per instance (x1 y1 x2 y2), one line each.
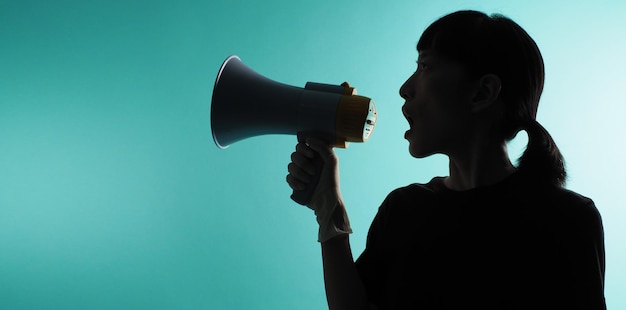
210 55 377 149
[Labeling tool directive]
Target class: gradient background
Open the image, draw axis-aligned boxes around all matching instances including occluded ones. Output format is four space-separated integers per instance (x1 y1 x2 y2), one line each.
1 0 625 309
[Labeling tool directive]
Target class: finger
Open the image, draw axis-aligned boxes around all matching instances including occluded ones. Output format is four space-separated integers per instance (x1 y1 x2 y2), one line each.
305 137 335 162
286 173 305 191
291 151 317 175
287 162 312 183
295 142 316 159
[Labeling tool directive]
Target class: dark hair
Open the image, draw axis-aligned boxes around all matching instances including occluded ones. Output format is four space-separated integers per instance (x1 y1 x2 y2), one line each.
417 10 566 186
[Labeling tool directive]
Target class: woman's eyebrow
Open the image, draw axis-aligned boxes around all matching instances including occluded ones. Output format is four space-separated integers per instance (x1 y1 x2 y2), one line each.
418 51 434 60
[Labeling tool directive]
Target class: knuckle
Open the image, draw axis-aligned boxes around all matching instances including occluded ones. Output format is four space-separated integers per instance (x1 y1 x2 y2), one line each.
287 162 297 173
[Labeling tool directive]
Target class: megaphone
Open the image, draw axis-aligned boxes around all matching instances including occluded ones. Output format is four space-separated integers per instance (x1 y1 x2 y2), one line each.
210 55 377 204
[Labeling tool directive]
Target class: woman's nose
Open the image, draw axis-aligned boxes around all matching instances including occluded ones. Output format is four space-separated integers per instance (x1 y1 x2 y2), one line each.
399 75 413 100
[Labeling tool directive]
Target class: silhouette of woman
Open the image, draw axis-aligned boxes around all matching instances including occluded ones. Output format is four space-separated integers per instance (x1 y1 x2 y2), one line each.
286 10 606 310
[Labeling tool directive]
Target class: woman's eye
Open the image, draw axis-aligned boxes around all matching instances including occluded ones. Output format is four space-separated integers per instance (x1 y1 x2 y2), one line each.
416 61 429 71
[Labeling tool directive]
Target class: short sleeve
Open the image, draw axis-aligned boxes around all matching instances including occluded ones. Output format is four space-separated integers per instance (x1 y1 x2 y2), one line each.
565 199 606 309
354 193 392 306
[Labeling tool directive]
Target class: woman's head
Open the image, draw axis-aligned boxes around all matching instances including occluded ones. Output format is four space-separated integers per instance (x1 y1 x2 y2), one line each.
402 10 566 185
417 10 544 140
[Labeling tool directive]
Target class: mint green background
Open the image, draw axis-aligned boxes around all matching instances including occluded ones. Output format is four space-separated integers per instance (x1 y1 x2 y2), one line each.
1 0 624 309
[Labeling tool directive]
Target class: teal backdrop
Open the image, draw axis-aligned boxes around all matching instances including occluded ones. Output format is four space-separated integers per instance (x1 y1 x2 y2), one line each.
1 0 625 309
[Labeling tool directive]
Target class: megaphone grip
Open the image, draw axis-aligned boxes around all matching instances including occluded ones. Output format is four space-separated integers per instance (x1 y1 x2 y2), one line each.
290 132 325 205
290 155 323 205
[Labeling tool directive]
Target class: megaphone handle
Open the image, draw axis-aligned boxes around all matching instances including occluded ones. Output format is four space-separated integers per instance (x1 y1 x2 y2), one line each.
290 133 325 205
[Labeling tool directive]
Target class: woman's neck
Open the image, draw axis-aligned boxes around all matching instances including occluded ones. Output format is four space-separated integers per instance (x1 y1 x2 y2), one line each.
444 140 516 191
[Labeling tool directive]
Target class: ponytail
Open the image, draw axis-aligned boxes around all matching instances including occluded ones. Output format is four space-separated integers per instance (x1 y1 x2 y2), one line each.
515 120 566 186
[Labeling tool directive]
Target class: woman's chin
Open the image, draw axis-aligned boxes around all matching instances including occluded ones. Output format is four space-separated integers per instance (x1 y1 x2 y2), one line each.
407 141 433 159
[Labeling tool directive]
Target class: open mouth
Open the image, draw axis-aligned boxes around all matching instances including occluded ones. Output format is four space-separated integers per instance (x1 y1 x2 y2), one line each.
402 105 414 130
404 115 414 139
405 115 414 128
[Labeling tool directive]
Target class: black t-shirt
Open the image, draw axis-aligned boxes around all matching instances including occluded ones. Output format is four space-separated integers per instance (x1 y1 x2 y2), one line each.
355 173 606 309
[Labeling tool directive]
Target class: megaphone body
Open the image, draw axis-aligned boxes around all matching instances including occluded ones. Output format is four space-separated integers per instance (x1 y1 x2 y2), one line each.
210 55 377 204
211 55 377 149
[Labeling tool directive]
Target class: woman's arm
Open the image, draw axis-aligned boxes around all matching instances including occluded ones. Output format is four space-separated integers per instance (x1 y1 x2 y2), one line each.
287 138 373 309
321 210 372 310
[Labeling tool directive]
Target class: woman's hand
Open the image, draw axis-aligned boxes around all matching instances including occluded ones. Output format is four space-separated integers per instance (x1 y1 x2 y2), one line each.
287 137 340 209
286 137 351 242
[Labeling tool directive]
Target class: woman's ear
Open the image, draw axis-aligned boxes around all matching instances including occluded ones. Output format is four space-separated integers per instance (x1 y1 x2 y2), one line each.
471 74 502 113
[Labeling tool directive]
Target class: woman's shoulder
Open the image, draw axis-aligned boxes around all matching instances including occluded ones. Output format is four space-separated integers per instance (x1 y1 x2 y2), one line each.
515 176 595 209
507 177 602 231
534 185 600 220
545 185 593 205
386 177 444 200
377 177 446 214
